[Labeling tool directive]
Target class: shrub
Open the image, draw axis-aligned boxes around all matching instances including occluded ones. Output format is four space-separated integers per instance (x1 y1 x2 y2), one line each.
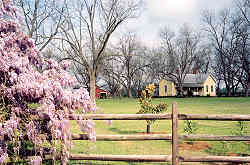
137 84 168 133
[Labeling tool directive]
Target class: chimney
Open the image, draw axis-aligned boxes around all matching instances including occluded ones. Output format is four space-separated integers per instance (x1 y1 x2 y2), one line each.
194 69 198 74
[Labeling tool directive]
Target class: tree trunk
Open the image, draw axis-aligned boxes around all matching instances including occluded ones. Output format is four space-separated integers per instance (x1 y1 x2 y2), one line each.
246 77 250 97
127 78 132 98
127 88 132 98
226 85 231 97
146 124 150 134
89 70 96 103
216 79 221 96
179 85 184 97
244 83 249 97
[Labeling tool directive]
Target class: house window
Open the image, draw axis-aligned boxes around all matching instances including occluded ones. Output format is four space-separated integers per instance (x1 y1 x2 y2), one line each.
165 85 168 94
206 85 208 92
211 85 214 93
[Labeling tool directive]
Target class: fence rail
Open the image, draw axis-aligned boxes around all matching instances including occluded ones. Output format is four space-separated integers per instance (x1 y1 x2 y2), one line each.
70 113 250 121
46 154 250 163
72 133 250 141
67 102 250 165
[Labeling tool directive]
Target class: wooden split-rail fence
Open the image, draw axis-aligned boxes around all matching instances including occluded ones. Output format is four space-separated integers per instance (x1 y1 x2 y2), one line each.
63 102 250 164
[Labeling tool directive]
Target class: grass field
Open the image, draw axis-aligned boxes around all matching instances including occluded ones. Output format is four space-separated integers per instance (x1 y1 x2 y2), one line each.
69 97 250 165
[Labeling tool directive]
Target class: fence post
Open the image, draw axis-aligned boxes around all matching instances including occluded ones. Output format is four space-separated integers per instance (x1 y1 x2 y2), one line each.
172 102 179 165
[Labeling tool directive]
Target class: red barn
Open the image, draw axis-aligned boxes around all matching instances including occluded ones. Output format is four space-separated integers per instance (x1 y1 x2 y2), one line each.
95 85 110 99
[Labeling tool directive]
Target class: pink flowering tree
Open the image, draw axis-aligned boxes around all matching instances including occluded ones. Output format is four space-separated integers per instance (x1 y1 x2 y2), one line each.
0 0 96 164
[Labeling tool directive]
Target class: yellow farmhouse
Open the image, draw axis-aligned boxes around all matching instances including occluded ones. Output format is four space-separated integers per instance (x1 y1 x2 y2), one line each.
159 74 216 96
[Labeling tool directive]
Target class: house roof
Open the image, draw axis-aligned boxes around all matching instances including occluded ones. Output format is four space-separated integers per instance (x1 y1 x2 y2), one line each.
184 74 209 83
165 74 213 88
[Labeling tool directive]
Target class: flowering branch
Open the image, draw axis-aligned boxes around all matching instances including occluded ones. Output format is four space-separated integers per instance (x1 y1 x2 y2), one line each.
0 0 96 164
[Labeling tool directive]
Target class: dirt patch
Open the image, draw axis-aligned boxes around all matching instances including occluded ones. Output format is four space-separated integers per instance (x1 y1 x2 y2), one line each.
137 132 211 151
179 141 211 151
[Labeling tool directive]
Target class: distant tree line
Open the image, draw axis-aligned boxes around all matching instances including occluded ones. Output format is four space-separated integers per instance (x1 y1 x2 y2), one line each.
15 0 249 99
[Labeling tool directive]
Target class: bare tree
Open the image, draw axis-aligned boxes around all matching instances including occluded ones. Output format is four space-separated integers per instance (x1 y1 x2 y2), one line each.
235 26 249 97
129 46 151 97
101 56 123 97
202 8 249 96
235 0 250 96
159 24 205 96
115 32 141 97
145 48 165 83
114 33 150 97
14 0 66 51
235 0 250 25
101 33 151 98
59 0 142 101
72 63 90 90
193 45 212 74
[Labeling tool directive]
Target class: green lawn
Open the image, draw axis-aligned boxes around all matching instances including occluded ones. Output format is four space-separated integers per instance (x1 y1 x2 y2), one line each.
69 97 250 165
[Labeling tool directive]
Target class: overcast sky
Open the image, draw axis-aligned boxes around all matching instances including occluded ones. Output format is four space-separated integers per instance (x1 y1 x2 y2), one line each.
114 0 235 47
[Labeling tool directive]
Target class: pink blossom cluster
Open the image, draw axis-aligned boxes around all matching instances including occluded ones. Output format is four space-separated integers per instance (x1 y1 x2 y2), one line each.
0 0 17 18
30 156 42 165
0 0 96 164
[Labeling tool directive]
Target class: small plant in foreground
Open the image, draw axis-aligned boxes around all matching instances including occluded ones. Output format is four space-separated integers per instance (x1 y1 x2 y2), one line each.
230 121 249 156
183 120 198 135
137 84 168 133
183 120 198 144
232 121 248 136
